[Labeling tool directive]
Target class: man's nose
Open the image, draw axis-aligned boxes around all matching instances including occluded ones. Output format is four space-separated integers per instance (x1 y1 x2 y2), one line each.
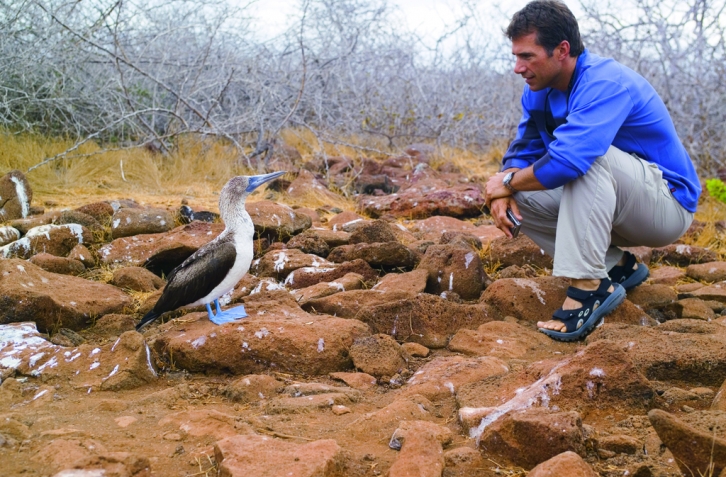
514 59 526 74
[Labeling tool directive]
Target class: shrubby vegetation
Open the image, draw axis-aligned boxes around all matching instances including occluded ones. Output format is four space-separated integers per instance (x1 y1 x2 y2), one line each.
0 0 724 174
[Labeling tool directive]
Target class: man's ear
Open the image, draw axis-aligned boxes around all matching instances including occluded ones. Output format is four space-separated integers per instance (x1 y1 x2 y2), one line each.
556 40 571 60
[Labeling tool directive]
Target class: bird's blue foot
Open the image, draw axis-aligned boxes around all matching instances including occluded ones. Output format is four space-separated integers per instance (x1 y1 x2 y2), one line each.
206 301 248 325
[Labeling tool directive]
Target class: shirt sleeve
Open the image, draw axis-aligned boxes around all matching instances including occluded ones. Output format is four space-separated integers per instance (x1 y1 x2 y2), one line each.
532 78 634 189
501 92 547 171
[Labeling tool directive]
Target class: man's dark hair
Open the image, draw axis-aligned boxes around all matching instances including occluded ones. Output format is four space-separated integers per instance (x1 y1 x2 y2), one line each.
505 0 584 57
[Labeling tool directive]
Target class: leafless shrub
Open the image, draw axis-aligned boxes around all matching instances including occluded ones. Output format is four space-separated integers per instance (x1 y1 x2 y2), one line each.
0 0 723 173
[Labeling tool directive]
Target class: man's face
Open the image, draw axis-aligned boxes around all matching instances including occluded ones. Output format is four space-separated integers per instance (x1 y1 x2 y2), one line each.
512 32 563 92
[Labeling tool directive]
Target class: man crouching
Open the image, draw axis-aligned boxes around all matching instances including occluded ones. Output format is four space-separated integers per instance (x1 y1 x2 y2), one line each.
484 0 700 341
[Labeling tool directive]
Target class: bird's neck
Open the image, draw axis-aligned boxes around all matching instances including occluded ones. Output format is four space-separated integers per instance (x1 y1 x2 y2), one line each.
223 204 253 236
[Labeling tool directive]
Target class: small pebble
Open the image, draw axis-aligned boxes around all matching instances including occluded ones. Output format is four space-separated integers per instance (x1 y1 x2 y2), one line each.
332 405 351 415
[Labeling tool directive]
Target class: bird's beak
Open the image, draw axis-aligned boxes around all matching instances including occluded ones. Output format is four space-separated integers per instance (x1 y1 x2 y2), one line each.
246 171 286 193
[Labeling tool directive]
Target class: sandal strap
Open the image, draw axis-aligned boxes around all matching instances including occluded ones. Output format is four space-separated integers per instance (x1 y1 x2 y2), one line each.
609 252 637 284
565 278 611 301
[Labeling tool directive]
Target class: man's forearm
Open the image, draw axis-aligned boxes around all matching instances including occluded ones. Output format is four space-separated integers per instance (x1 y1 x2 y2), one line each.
507 165 547 192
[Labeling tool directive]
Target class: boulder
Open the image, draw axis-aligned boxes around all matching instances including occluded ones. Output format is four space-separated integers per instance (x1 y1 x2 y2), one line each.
478 409 585 470
371 268 429 294
328 211 365 231
348 219 399 244
328 241 419 270
0 259 133 331
403 355 509 402
487 235 554 270
253 248 334 280
68 244 97 268
285 169 342 205
214 435 347 477
111 207 174 239
0 170 32 221
354 293 494 348
0 323 157 390
285 229 330 257
0 224 92 259
246 200 312 240
687 281 726 303
662 298 716 321
448 321 551 359
527 451 597 477
302 288 416 319
98 221 224 275
626 284 678 309
416 244 488 300
152 297 370 375
8 211 61 234
688 261 726 283
587 322 726 386
111 266 165 292
648 409 726 477
651 244 719 266
283 259 378 289
409 215 504 245
388 421 453 477
290 272 365 306
648 265 686 285
357 178 486 219
75 201 115 223
0 225 20 246
29 253 85 276
350 334 406 378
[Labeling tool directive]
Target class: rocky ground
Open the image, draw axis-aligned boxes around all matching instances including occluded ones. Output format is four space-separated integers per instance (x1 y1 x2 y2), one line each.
1 150 726 477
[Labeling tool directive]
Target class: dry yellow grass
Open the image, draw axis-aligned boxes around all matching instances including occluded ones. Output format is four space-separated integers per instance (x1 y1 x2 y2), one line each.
1 129 501 214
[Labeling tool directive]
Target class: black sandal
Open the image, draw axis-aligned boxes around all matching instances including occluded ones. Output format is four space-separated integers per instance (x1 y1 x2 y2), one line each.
608 251 649 290
539 278 626 342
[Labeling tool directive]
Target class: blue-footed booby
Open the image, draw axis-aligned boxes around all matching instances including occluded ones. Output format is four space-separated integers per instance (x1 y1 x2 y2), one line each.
136 171 285 331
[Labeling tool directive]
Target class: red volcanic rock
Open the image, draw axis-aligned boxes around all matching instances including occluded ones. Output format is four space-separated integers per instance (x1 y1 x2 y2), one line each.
487 235 553 270
0 323 156 391
254 248 335 280
29 253 85 276
98 221 225 274
416 244 488 300
388 421 453 477
354 293 494 348
111 266 166 292
152 296 370 376
328 242 419 270
357 178 486 219
0 170 32 221
283 259 378 289
651 243 719 266
111 207 174 239
214 435 347 477
246 200 312 240
478 409 586 470
350 334 406 378
527 451 597 477
1 223 92 259
0 259 133 331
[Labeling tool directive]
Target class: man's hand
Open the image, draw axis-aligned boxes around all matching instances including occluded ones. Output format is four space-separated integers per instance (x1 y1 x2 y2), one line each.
484 171 514 208
490 197 522 239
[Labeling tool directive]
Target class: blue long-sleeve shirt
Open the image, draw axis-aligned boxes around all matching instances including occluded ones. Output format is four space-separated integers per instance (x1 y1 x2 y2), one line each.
502 49 701 212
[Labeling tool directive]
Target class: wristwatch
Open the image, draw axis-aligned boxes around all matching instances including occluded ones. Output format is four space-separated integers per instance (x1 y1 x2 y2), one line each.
503 171 518 193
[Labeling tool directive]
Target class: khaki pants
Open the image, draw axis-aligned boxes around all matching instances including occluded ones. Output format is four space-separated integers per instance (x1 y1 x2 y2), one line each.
513 146 694 279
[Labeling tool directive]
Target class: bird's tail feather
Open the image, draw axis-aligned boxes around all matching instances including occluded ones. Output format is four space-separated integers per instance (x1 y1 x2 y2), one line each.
136 310 160 331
